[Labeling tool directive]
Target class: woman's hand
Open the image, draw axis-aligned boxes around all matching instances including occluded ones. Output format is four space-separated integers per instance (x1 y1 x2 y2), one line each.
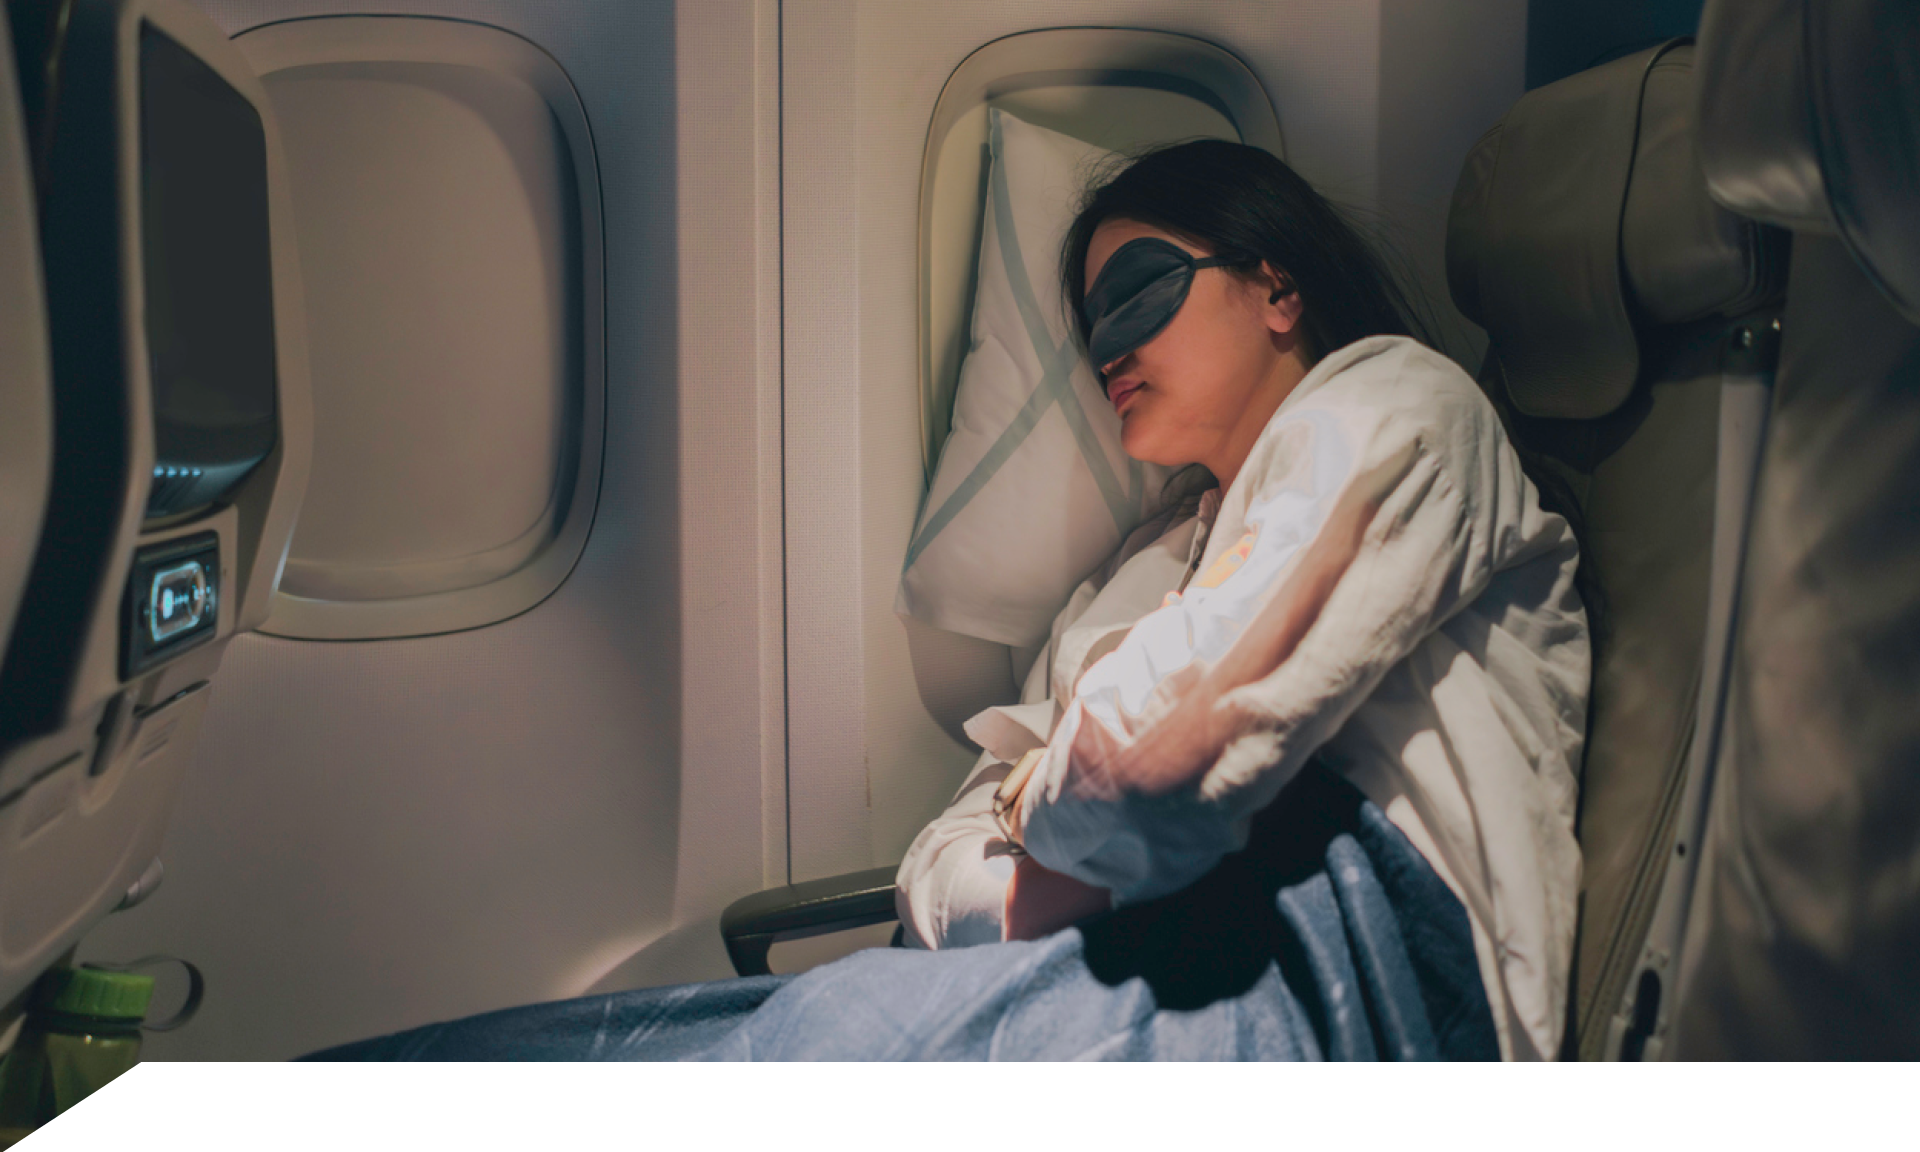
1003 856 1111 941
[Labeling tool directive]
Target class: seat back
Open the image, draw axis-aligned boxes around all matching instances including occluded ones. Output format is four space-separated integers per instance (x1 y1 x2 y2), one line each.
1446 40 1784 1059
0 0 310 1014
0 3 52 671
1673 0 1920 1058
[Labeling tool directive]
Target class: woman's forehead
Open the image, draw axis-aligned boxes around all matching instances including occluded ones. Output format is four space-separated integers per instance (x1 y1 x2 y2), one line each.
1086 219 1209 282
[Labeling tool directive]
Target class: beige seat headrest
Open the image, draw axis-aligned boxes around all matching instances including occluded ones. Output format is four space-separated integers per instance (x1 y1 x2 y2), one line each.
1695 0 1920 326
1446 41 1782 421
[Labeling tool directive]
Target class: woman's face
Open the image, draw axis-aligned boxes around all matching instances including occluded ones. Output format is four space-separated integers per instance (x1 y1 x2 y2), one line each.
1083 218 1308 487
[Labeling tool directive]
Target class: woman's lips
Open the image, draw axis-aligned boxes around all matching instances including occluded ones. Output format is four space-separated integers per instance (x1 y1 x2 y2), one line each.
1109 378 1144 413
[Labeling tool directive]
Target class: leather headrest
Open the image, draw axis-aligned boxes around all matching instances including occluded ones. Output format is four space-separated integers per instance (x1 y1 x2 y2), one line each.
1447 42 1781 420
1696 0 1920 325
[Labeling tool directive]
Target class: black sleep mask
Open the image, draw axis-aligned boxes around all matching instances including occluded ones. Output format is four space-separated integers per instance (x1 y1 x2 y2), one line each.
1081 237 1239 370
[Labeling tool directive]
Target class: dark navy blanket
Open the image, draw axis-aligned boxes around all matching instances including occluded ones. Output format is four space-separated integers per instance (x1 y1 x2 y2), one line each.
309 768 1497 1061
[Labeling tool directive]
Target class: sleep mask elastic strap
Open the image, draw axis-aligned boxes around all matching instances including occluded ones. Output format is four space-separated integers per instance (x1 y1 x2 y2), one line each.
1082 237 1240 369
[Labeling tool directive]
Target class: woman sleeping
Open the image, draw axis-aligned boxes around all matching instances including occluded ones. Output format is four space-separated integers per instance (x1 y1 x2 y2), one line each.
897 141 1586 1061
313 141 1587 1062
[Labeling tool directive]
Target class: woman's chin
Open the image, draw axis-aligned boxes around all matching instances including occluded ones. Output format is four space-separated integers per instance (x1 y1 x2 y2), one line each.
1119 424 1185 470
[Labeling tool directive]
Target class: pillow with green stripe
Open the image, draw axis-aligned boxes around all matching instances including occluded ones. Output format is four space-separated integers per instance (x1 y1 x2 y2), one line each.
896 108 1172 648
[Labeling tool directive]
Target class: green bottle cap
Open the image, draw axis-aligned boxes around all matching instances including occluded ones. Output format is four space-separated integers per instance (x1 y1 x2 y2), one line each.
34 967 153 1022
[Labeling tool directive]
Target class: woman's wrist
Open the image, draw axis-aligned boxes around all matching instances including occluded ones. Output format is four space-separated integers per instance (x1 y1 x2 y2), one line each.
993 748 1114 941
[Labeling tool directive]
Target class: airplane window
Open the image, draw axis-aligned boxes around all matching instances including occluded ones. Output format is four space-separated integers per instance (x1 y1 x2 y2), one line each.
235 20 605 640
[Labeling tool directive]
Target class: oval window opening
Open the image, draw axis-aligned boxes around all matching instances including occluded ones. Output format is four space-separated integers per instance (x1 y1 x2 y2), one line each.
238 17 605 640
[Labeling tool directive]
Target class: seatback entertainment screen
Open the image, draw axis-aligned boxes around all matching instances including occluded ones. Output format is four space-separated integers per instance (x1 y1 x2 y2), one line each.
138 24 276 517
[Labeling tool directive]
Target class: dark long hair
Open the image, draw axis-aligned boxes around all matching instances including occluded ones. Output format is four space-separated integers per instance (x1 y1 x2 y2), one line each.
1060 140 1431 365
1059 140 1602 635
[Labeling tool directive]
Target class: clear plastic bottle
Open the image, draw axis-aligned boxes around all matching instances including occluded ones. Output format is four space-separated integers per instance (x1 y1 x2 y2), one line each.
0 966 153 1146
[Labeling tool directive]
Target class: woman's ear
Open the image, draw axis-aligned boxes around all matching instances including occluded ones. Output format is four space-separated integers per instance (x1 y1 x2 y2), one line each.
1259 261 1304 334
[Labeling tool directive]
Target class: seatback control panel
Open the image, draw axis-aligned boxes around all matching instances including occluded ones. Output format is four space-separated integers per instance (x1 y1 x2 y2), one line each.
122 533 219 678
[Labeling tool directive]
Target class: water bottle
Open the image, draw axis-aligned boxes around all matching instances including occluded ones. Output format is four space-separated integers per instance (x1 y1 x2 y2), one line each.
0 966 154 1145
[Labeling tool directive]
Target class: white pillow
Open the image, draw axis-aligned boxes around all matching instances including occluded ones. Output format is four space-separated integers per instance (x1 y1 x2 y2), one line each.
896 108 1172 648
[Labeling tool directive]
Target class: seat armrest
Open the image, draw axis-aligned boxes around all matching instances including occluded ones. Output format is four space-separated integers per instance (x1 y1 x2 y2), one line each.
719 865 901 977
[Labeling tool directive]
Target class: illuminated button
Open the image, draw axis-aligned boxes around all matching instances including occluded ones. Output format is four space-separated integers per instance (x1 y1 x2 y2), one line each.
148 559 211 643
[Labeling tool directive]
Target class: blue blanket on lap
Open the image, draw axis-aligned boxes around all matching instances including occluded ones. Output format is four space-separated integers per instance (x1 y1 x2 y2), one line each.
309 768 1497 1061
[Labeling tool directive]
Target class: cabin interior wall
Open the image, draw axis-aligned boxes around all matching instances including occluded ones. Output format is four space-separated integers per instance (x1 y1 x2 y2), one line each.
80 0 787 1060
